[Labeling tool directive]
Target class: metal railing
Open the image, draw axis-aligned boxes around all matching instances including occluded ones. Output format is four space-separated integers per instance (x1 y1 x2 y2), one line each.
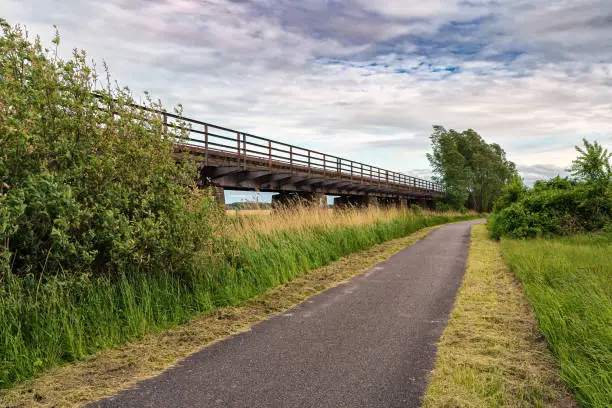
100 96 444 194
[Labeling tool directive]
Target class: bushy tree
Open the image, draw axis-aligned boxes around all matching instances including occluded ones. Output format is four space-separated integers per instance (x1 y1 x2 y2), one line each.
427 126 516 212
568 139 611 186
492 175 526 213
0 20 226 278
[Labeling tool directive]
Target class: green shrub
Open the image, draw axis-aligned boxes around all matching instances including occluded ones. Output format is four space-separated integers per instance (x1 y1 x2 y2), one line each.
0 20 226 278
492 175 526 213
489 177 611 239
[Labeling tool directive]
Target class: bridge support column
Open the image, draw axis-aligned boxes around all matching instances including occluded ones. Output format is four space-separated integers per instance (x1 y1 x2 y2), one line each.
406 198 434 210
333 195 379 208
398 196 409 209
272 192 326 209
208 186 225 206
378 197 402 208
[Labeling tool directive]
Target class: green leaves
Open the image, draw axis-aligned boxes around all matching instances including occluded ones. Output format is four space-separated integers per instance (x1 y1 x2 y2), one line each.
0 21 226 279
490 139 612 239
568 138 611 188
427 126 516 212
489 178 612 238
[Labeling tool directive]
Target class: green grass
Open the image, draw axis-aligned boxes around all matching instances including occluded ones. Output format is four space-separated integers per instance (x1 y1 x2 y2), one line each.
501 232 612 408
423 224 574 408
0 211 478 388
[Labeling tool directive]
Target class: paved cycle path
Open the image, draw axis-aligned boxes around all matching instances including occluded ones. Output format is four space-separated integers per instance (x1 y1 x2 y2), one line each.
92 219 482 408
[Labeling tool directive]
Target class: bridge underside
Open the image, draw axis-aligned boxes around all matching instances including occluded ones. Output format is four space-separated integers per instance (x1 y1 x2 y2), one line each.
177 147 443 208
199 167 440 209
200 166 439 197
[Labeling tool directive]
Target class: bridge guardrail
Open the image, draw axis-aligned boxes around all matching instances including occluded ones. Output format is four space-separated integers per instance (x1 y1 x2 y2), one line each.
96 95 444 195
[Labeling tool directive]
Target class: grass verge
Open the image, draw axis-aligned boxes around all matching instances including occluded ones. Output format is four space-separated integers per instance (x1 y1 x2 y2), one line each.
422 224 576 408
1 224 444 407
1 210 477 389
501 233 611 408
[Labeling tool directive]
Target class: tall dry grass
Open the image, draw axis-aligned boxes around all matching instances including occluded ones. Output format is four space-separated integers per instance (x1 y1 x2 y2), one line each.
228 206 474 241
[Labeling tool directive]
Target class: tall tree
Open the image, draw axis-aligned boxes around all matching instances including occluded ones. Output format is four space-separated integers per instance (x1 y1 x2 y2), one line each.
568 139 611 189
427 126 516 212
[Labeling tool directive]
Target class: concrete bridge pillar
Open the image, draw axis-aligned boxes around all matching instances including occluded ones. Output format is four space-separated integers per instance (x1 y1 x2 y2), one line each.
398 196 409 209
272 192 327 209
210 187 225 206
406 198 434 210
333 196 352 208
333 195 379 208
360 195 379 207
378 197 399 208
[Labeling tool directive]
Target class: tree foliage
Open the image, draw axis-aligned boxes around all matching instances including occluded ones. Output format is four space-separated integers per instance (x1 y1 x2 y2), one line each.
568 139 611 188
427 126 516 212
0 20 226 279
489 140 612 239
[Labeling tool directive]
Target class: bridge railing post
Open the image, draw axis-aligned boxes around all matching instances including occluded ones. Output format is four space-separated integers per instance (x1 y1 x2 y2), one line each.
308 150 311 175
236 132 240 159
360 163 363 183
323 153 326 175
268 140 272 168
204 124 208 166
289 145 293 172
242 133 247 169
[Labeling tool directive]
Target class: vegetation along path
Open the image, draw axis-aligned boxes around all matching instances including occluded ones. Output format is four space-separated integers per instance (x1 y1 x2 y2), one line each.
90 219 483 408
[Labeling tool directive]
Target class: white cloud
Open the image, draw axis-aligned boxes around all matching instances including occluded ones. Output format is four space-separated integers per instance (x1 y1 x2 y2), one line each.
1 0 611 185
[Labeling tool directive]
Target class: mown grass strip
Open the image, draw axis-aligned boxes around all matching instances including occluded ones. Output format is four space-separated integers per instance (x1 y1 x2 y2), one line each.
1 221 466 407
422 224 576 408
501 233 612 408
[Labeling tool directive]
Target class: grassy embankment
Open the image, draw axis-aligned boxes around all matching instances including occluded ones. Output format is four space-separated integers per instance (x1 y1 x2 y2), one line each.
0 207 478 391
0 214 456 407
501 233 611 408
423 224 576 407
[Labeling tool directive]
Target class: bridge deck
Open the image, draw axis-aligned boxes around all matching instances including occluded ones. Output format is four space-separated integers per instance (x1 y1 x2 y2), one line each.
180 146 442 198
148 102 443 199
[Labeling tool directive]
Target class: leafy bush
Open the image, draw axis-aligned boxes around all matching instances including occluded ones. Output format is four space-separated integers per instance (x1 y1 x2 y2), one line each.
489 177 611 239
490 137 612 239
492 175 526 213
0 20 226 279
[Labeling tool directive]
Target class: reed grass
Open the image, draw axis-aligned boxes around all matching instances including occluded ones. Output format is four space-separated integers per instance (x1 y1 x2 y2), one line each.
0 208 478 388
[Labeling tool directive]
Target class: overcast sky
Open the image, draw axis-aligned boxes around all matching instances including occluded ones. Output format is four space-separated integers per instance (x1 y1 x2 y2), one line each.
3 0 611 202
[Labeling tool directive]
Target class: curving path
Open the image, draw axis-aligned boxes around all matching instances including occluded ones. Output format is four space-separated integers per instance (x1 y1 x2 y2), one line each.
91 219 483 408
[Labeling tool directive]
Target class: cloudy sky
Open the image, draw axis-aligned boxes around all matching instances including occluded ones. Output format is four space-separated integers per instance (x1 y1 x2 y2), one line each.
3 0 611 202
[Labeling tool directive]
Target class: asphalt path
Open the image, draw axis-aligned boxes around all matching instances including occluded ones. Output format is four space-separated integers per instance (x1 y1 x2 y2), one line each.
91 219 482 408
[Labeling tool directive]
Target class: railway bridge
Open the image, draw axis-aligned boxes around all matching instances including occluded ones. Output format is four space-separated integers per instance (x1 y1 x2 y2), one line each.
162 109 445 208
